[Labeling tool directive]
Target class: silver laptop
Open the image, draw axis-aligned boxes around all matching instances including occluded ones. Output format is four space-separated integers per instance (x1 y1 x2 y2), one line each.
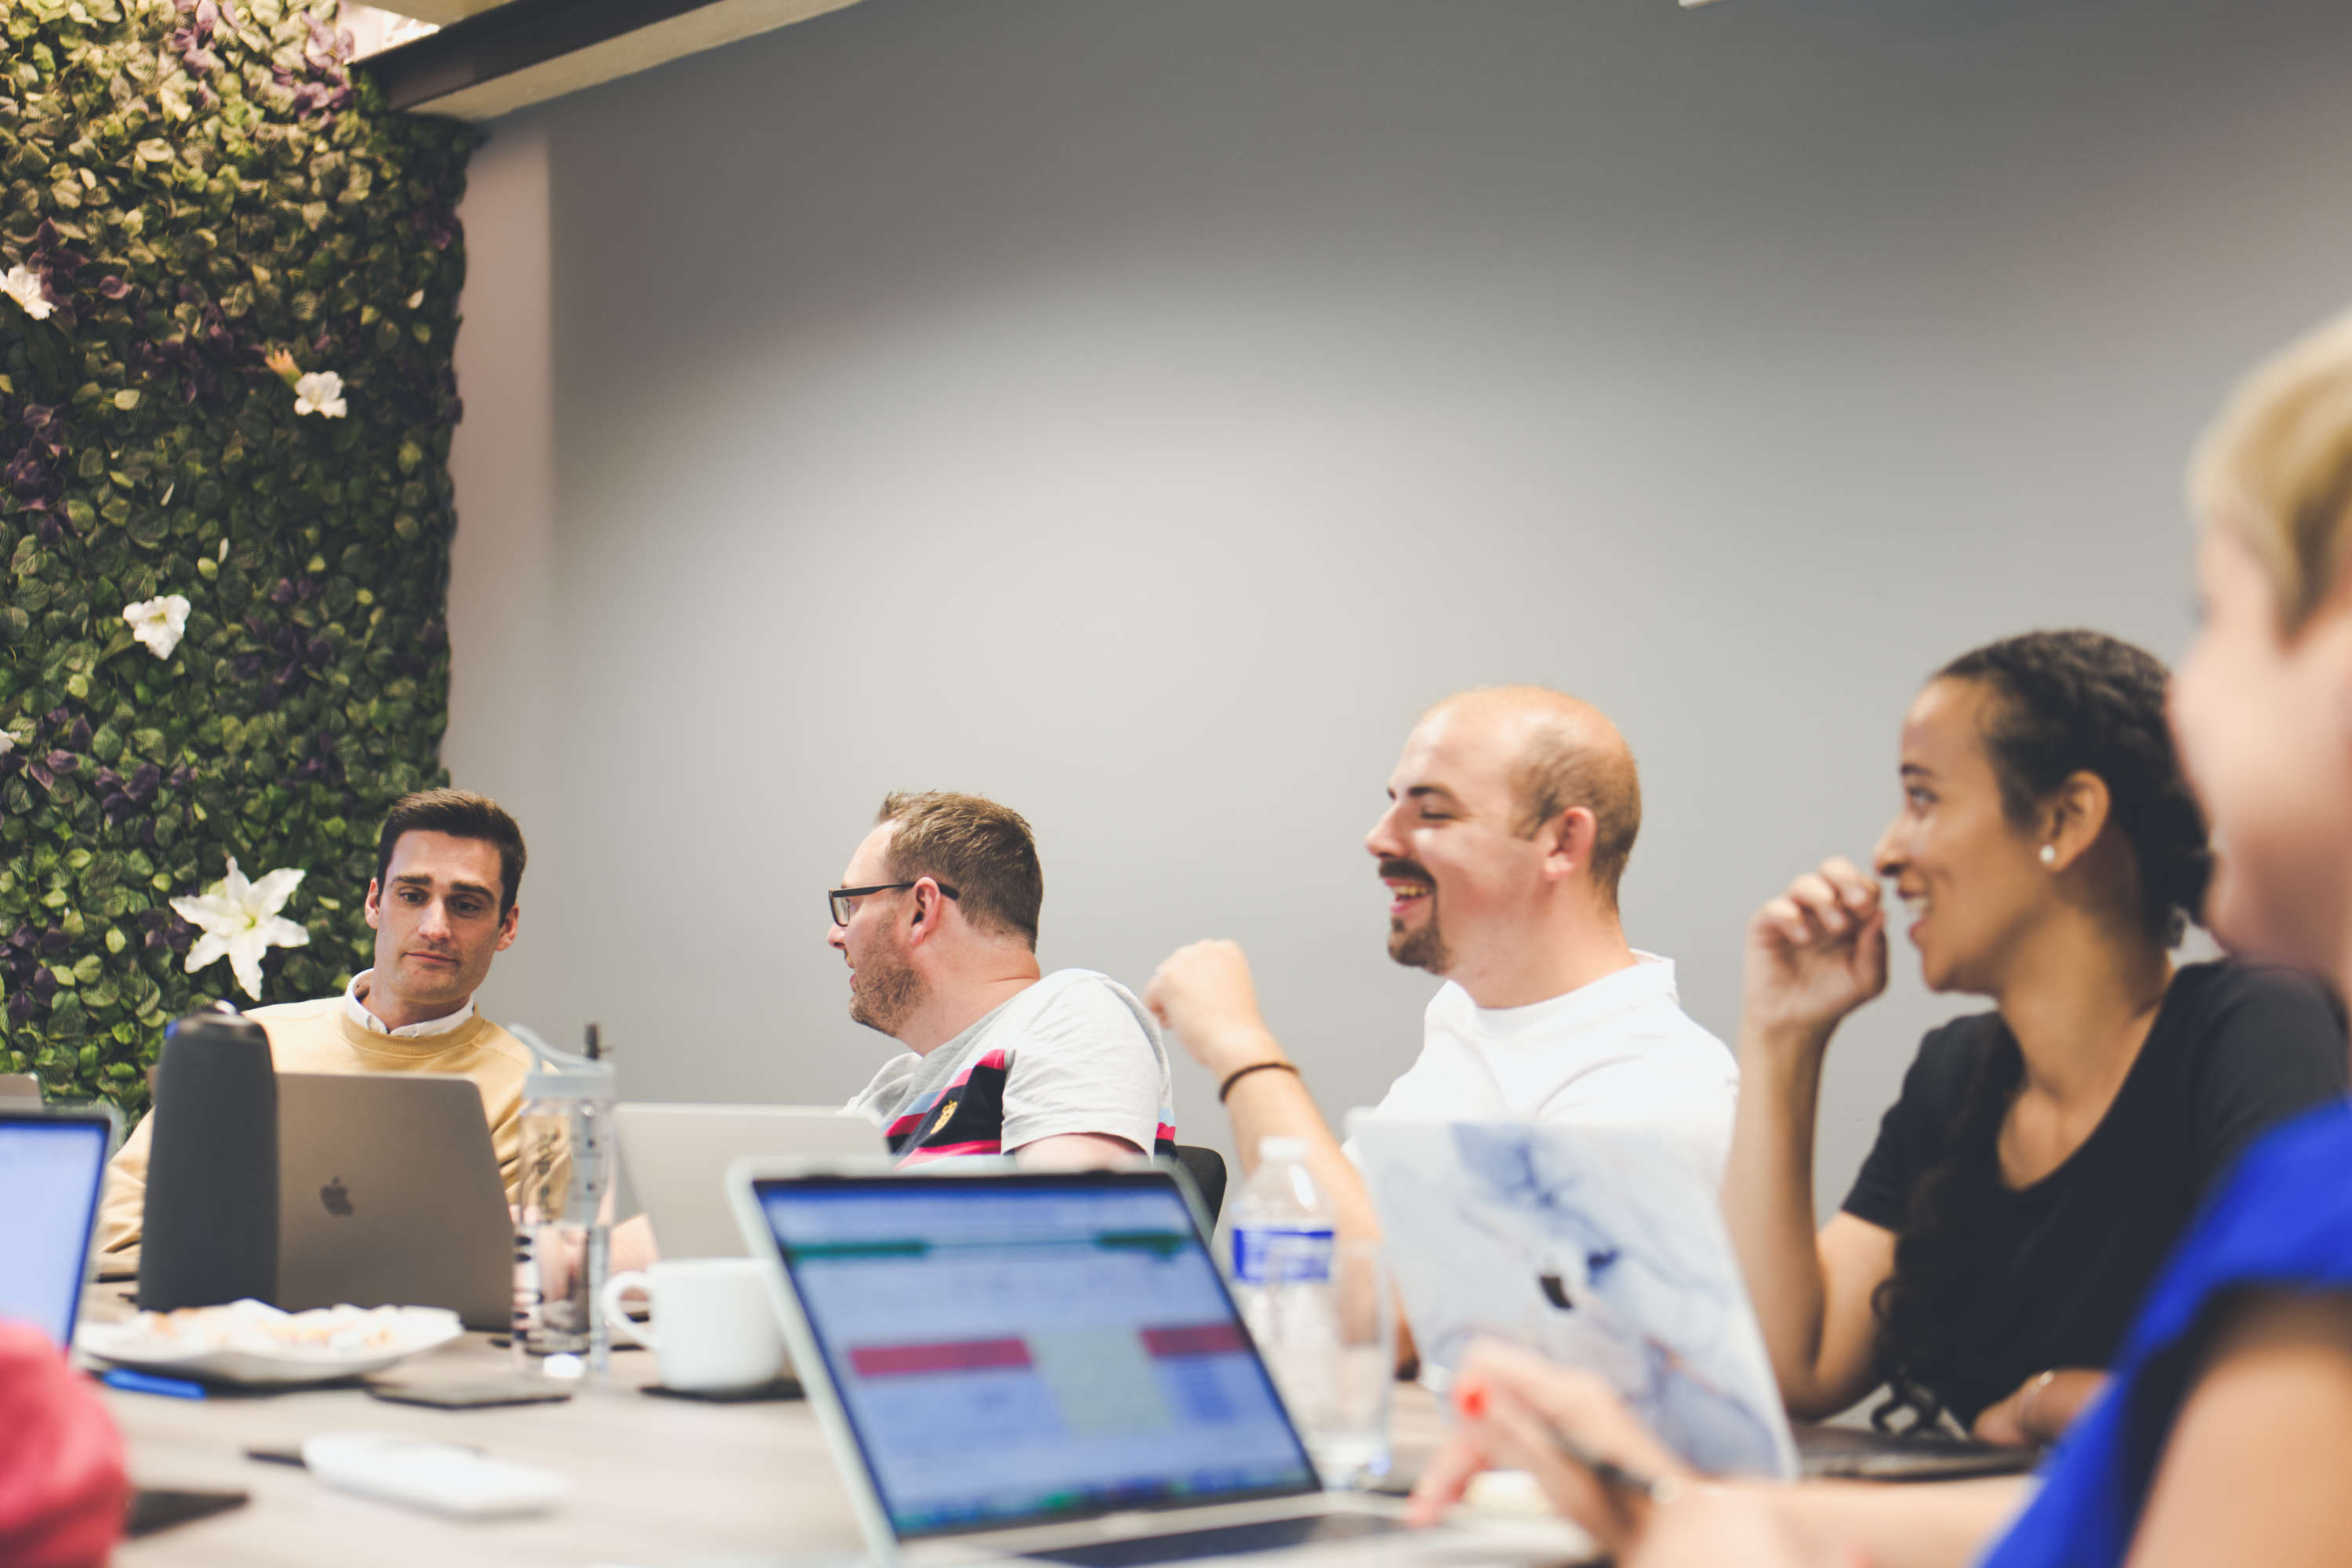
728 1160 1586 1568
1352 1117 1798 1479
1352 1119 2039 1483
617 1103 885 1259
0 1073 42 1099
276 1073 510 1329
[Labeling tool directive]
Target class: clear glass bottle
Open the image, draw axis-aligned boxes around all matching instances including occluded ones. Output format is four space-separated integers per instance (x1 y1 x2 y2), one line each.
509 1024 616 1381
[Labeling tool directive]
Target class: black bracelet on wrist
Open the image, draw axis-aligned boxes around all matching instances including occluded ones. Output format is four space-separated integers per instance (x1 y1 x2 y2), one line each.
1218 1060 1300 1103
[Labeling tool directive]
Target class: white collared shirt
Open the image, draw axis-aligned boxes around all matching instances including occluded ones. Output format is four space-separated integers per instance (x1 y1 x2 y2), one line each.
1354 951 1740 1181
340 968 476 1039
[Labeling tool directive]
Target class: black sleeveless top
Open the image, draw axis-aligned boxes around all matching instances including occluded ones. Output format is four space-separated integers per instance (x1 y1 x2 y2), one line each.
1840 960 2347 1427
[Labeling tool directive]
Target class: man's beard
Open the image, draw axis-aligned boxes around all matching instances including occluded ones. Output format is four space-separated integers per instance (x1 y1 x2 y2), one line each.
1388 912 1452 975
1381 858 1452 975
849 937 924 1036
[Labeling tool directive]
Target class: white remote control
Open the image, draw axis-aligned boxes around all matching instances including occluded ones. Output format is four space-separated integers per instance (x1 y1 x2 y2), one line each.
300 1432 572 1519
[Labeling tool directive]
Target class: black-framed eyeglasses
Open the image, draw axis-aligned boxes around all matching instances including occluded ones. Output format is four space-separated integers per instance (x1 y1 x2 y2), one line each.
829 881 960 927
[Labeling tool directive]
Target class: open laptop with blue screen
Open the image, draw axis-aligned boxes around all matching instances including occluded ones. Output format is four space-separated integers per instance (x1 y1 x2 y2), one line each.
1 1105 258 1539
729 1163 1583 1568
0 1106 118 1351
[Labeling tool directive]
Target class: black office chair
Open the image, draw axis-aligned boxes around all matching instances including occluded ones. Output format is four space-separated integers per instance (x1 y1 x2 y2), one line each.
1171 1144 1229 1229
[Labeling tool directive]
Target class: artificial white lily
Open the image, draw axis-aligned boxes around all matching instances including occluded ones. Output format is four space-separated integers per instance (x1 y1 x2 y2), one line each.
2 264 53 321
171 856 310 1000
292 369 346 418
122 593 191 659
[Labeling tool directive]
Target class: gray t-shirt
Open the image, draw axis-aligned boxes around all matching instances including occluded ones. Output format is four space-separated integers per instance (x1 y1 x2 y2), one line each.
843 970 1176 1160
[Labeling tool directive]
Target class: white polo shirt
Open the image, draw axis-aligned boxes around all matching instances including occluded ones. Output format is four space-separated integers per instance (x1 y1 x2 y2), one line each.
1354 953 1739 1182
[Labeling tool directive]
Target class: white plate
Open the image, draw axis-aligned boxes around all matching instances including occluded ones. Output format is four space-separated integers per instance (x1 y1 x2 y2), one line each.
78 1301 466 1386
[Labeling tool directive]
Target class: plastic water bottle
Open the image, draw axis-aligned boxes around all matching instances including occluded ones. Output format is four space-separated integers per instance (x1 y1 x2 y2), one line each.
1229 1137 1346 1473
510 1024 617 1381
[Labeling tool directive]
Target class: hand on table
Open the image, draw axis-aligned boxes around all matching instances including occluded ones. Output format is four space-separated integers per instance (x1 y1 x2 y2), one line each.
1972 1369 2105 1447
1629 1486 1860 1568
1407 1341 1690 1554
1743 857 1889 1053
1408 1341 1847 1567
1145 940 1287 1080
508 1210 659 1295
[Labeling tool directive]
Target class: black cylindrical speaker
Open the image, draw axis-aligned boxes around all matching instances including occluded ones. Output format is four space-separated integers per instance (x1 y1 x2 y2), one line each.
137 1011 279 1311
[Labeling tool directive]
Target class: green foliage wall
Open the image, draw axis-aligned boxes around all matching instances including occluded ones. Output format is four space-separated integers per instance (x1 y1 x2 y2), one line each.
0 0 477 1111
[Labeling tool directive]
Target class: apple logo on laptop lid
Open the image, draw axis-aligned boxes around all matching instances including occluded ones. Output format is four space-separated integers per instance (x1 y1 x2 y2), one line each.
321 1177 354 1218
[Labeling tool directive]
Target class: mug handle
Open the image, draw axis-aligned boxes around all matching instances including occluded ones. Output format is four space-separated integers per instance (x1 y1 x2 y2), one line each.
600 1269 657 1349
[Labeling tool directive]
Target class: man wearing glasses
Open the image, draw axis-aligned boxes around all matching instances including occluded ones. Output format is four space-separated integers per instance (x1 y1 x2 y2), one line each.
831 791 1174 1168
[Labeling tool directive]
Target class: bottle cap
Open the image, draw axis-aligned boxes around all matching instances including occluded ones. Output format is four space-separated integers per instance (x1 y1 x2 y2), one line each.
1258 1136 1309 1163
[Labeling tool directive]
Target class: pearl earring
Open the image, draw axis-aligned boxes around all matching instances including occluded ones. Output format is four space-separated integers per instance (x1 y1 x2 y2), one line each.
2039 844 2058 867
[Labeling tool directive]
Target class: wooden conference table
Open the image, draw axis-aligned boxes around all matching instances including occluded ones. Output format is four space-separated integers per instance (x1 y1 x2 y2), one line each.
89 1287 1461 1568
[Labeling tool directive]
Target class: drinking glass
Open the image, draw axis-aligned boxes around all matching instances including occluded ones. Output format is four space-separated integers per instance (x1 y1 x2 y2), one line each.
1307 1240 1394 1489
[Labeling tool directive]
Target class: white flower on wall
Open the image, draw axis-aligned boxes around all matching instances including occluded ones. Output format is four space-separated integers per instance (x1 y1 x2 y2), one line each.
123 594 191 659
292 370 346 418
123 594 192 659
2 263 53 321
0 733 13 758
172 857 310 1001
264 349 348 418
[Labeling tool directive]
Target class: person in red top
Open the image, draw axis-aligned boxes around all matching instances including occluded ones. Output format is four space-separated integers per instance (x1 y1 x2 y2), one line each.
0 1319 125 1568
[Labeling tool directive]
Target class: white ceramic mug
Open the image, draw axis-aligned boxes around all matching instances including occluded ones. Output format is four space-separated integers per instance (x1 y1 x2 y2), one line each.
599 1258 787 1392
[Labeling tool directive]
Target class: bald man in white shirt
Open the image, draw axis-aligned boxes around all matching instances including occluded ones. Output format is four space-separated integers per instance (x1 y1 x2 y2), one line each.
1145 686 1737 1279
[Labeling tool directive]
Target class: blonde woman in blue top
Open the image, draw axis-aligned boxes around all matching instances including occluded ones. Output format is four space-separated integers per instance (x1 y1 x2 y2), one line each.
1406 306 2352 1568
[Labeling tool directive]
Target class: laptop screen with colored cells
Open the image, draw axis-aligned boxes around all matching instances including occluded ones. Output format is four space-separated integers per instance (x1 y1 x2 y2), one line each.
752 1174 1319 1539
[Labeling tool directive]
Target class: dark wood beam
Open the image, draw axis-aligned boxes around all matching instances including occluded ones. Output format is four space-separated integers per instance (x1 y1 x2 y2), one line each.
359 0 862 121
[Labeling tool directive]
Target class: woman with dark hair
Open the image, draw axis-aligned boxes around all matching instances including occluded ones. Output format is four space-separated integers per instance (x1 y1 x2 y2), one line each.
1722 627 2346 1445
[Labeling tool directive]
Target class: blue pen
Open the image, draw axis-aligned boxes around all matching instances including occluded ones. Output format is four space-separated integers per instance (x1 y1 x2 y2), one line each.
102 1368 209 1400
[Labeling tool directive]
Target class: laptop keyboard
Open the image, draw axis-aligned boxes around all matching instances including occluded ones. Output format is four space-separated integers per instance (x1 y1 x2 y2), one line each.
1024 1512 1409 1566
1793 1422 2038 1481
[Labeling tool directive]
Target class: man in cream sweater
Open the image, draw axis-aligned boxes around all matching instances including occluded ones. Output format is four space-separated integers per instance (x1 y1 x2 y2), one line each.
96 788 535 1263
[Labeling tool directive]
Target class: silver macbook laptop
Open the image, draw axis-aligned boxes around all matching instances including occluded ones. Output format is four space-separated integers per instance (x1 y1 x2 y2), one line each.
0 1105 116 1349
276 1073 510 1329
617 1103 886 1259
1352 1118 1798 1479
1351 1119 2038 1483
729 1160 1585 1568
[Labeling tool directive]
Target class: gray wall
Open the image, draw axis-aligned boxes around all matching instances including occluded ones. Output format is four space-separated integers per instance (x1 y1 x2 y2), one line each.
444 0 2352 1210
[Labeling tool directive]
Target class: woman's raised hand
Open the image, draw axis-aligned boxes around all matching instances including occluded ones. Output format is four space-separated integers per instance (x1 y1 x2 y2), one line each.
1742 857 1888 1048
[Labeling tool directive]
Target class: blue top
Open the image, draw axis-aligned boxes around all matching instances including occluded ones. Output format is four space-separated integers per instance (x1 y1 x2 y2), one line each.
1980 1097 2352 1568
